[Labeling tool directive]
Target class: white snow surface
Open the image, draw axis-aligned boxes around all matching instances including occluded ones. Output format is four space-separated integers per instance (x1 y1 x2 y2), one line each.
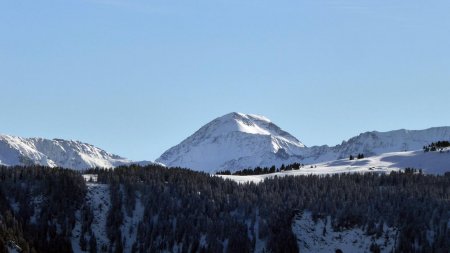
303 127 450 163
293 212 397 253
83 174 98 182
156 112 306 173
219 149 450 184
0 134 134 170
157 112 450 173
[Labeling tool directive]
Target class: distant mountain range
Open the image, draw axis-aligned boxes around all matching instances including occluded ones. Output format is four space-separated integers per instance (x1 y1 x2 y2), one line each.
2 112 450 172
156 112 450 173
302 126 450 162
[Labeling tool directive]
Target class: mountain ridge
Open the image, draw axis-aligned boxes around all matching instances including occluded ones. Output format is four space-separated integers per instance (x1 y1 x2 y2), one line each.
1 113 450 172
157 113 450 172
0 134 132 170
303 126 450 163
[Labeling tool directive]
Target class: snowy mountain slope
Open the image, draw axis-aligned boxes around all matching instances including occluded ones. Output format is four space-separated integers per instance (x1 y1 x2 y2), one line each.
3 113 449 173
156 112 306 172
219 150 450 184
303 127 450 163
157 112 450 173
0 134 132 170
315 149 450 175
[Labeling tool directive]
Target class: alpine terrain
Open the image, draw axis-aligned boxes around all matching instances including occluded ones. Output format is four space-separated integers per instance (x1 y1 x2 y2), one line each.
156 112 306 173
157 112 450 173
2 112 450 173
0 134 132 170
303 127 450 163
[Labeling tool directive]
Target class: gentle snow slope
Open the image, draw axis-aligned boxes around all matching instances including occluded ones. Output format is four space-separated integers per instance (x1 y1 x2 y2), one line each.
219 149 450 184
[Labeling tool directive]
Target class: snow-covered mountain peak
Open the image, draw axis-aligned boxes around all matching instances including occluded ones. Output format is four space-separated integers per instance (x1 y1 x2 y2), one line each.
201 112 304 147
0 134 132 170
156 112 306 172
157 112 450 173
201 112 271 137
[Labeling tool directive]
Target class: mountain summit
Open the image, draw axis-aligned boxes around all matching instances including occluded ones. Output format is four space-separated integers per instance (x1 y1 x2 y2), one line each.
156 112 306 172
157 112 450 173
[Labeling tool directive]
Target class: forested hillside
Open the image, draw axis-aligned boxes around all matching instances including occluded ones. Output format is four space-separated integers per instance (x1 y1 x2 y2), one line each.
0 166 86 252
0 165 449 253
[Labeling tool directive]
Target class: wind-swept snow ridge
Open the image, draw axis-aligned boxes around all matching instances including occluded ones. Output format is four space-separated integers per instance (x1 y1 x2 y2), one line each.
156 112 306 172
0 134 132 170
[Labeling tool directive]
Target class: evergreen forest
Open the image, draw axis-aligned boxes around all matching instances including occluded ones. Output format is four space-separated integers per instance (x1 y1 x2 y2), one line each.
0 165 449 253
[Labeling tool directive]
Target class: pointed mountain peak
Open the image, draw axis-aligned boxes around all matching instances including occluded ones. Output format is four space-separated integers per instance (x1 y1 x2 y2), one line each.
221 112 272 123
198 112 303 144
156 113 305 172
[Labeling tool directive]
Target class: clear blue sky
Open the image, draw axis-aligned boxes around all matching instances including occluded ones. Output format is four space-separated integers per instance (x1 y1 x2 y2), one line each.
1 0 449 161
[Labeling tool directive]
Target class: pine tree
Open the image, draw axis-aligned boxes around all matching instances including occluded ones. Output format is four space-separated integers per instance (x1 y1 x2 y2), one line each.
89 234 97 253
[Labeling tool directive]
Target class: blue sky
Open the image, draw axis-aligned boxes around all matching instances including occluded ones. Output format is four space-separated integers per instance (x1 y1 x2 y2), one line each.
1 0 449 161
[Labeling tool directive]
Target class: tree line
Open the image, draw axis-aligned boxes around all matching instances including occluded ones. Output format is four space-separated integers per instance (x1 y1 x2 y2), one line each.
349 153 365 160
423 141 450 152
216 163 303 176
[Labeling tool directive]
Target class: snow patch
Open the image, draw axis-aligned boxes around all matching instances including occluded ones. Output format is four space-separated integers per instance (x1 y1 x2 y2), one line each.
292 212 397 253
82 174 98 182
121 190 145 253
72 183 111 253
30 195 44 224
